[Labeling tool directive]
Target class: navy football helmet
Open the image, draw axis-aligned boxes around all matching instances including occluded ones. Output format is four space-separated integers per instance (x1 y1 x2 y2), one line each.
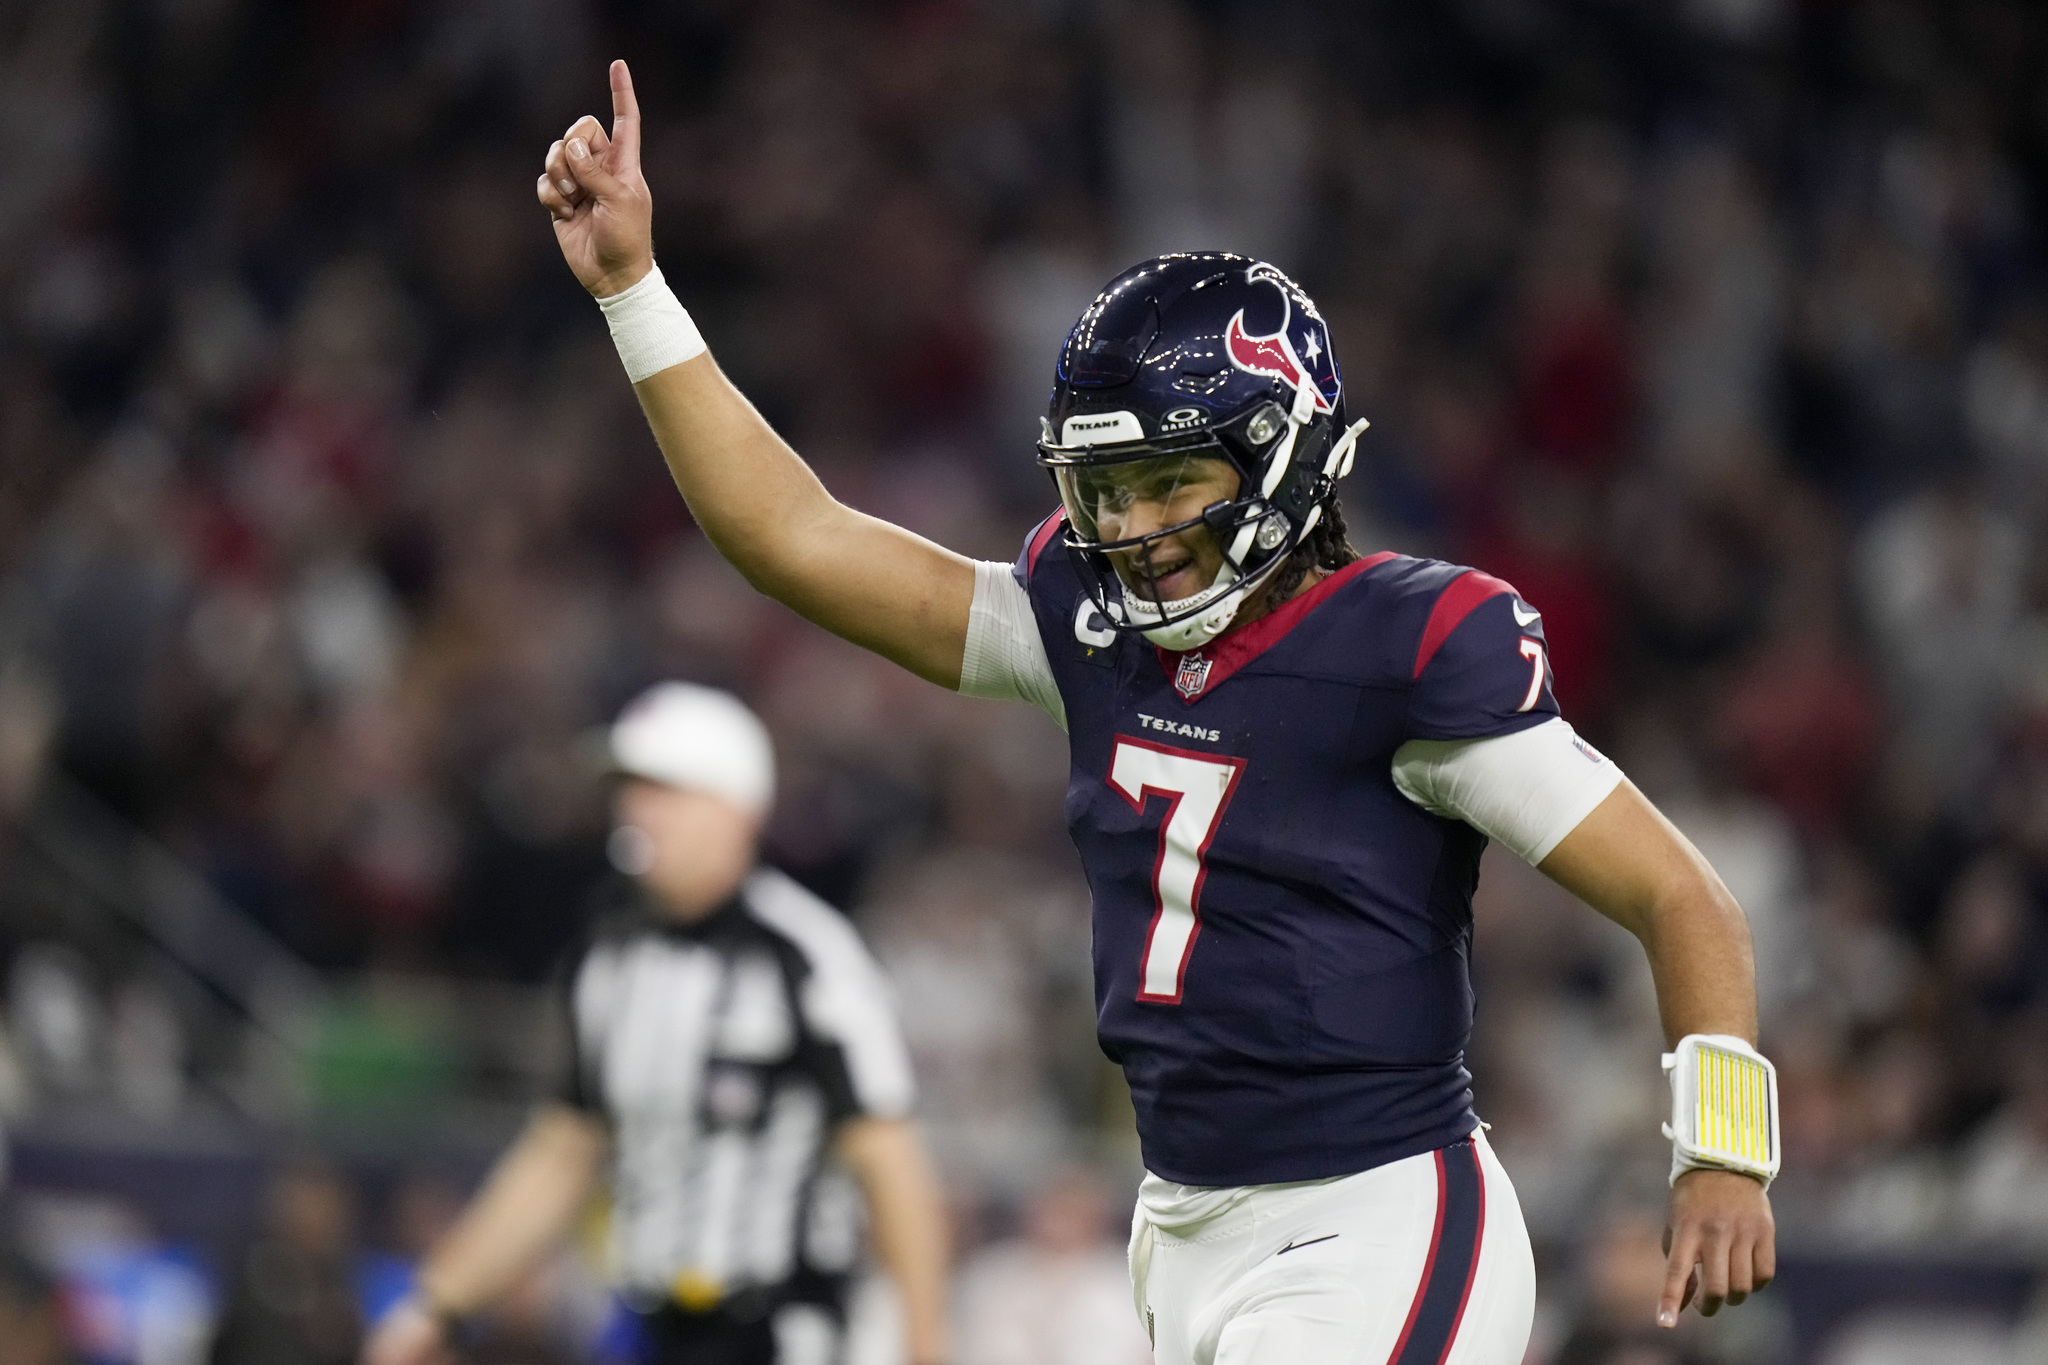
1036 253 1368 650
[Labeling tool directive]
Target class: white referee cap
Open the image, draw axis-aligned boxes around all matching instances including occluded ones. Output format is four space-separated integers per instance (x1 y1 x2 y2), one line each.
604 682 776 815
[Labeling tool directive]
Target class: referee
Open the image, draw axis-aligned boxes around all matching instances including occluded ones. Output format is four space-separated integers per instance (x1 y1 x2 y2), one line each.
364 683 951 1365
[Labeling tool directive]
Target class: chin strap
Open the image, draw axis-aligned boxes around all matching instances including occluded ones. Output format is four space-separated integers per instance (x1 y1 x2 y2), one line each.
1123 563 1242 650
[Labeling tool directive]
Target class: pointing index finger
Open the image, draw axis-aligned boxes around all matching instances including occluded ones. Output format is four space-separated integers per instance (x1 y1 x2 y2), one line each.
609 59 641 164
1658 1222 1699 1329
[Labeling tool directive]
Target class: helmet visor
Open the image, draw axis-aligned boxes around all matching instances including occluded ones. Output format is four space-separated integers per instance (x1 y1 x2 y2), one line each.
1053 453 1241 548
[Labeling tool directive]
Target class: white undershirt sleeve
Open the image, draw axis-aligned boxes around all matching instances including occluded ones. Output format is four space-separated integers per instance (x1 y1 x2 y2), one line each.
1391 717 1625 865
958 560 1066 731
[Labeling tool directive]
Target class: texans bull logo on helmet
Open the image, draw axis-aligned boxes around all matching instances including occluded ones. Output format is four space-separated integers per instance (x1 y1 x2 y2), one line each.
1223 281 1336 416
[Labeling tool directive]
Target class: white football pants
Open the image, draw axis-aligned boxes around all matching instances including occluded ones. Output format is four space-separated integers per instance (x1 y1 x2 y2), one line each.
1128 1131 1534 1365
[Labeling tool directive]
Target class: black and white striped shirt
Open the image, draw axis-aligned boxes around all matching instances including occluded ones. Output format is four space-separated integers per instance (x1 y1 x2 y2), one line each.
555 868 915 1305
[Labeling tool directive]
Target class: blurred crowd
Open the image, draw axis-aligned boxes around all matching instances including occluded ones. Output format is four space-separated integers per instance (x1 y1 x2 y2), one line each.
3 0 2048 1362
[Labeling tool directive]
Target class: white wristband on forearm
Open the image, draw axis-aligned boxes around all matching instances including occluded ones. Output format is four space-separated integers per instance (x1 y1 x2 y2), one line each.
597 264 706 383
1662 1033 1780 1188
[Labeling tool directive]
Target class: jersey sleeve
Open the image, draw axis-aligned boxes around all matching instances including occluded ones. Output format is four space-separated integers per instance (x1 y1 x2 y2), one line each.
1405 574 1560 741
1391 716 1624 864
958 560 1066 730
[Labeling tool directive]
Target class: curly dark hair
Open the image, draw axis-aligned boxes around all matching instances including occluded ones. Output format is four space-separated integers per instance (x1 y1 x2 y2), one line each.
1265 494 1362 603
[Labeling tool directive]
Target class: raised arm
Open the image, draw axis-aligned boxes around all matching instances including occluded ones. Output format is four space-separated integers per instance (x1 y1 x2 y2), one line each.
536 60 975 687
1538 783 1776 1331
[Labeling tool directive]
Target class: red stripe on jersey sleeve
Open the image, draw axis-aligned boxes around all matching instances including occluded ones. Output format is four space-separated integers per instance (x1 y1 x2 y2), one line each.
1411 571 1518 679
1025 510 1066 577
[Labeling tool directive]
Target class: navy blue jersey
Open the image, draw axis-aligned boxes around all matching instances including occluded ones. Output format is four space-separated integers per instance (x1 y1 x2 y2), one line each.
1015 513 1560 1186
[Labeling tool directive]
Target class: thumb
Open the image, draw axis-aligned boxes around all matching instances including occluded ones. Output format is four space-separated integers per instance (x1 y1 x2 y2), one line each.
563 136 625 198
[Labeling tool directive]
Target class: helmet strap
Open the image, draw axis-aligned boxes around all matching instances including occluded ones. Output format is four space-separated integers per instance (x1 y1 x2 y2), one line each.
1258 378 1320 500
1324 417 1369 480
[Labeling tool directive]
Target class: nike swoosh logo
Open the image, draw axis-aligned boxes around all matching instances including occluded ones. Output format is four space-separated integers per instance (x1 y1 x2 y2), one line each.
1276 1234 1338 1255
1511 600 1540 627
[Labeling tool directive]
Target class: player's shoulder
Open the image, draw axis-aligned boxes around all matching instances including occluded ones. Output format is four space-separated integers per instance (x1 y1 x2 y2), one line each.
1377 555 1535 679
1339 552 1513 612
1310 552 1528 674
1012 507 1072 590
1010 507 1113 657
1378 556 1558 735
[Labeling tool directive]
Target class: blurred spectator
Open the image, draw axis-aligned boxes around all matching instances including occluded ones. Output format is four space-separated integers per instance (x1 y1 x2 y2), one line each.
15 440 189 821
863 852 1068 1196
953 1168 1151 1365
1802 846 1916 1033
1965 305 2048 502
208 1162 364 1365
1643 145 1783 483
1828 1032 1954 1247
0 663 55 829
1768 1025 1858 1239
1662 785 1813 1028
1710 597 1884 839
1956 1026 2048 1254
1855 482 2025 797
1934 851 2044 1107
20 1193 214 1365
1465 468 1618 721
7 944 104 1102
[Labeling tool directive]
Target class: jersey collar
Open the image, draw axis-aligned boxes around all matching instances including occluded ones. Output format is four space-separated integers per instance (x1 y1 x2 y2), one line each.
1153 551 1398 704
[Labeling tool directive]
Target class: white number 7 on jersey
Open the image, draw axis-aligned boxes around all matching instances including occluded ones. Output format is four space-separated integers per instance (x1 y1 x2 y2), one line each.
1517 638 1546 712
1109 738 1246 1003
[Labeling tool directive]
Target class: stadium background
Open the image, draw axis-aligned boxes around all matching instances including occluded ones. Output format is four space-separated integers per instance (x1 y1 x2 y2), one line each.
1 1 2046 1362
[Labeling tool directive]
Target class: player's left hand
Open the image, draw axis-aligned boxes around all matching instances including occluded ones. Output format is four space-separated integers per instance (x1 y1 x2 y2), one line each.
537 59 653 298
1658 1168 1774 1327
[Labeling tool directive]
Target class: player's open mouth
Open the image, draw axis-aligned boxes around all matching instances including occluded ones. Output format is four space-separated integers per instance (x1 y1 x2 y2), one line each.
1129 552 1200 601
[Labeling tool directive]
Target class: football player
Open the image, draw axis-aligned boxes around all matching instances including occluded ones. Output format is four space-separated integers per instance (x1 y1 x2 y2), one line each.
536 61 1777 1365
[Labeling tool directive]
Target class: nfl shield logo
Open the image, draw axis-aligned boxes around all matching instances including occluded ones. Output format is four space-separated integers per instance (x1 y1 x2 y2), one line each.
1173 652 1213 700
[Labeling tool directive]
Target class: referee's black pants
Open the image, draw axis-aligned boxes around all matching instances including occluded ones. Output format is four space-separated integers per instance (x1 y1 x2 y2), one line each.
636 1302 843 1365
641 1308 774 1365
